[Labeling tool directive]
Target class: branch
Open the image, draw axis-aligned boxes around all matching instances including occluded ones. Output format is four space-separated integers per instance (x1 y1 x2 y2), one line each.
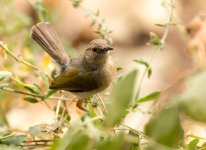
70 0 112 44
0 86 75 102
134 0 175 102
0 41 39 71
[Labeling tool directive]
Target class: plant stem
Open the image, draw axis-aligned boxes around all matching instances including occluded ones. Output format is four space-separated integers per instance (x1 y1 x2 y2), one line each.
0 41 51 80
0 86 74 101
120 123 150 139
97 93 107 113
56 100 62 120
134 0 174 101
58 98 76 133
79 5 112 43
188 134 206 141
0 41 39 71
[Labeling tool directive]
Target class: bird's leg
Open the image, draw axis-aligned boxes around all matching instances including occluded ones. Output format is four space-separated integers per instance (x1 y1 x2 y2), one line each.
76 99 88 112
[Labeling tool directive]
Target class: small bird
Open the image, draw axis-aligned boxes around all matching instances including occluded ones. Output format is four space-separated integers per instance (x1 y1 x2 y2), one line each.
31 22 115 111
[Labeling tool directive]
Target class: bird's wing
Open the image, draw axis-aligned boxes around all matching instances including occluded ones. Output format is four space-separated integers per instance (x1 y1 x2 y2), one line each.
49 67 98 92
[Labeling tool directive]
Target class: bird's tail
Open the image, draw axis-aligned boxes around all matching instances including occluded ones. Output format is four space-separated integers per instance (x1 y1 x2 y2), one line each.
31 22 70 68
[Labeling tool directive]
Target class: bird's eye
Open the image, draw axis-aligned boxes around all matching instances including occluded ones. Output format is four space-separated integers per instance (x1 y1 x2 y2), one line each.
92 48 98 52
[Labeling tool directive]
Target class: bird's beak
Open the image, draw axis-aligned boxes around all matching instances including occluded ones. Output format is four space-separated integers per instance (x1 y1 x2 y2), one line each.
103 46 113 51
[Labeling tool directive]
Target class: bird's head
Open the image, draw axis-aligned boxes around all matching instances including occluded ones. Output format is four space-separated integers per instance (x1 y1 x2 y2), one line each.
84 39 113 66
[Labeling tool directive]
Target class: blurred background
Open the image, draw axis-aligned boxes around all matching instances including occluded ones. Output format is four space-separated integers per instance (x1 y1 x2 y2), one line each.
1 0 206 144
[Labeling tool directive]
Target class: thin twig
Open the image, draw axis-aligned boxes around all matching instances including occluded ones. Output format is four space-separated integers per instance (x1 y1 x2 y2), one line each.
0 41 39 71
58 98 76 133
188 134 206 141
0 41 51 80
120 123 150 140
56 100 62 120
23 139 53 143
0 86 75 102
79 5 112 43
134 0 174 101
97 93 107 113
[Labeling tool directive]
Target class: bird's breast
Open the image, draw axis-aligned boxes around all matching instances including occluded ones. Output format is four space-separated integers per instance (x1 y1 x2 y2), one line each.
95 57 115 92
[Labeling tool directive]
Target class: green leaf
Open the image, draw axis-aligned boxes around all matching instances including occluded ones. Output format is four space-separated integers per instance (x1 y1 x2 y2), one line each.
0 71 12 81
188 139 199 150
116 67 123 71
23 85 37 94
148 32 162 46
65 114 71 121
39 71 49 88
33 83 43 95
13 78 37 94
46 89 57 98
144 106 184 148
104 70 137 128
23 97 38 103
138 91 161 103
134 59 152 78
87 103 100 126
178 71 206 122
87 103 97 118
0 135 26 146
51 127 91 150
72 0 83 7
0 144 23 150
96 133 125 150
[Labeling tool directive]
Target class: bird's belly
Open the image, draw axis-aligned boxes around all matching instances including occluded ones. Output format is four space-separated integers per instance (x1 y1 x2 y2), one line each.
72 90 98 98
72 66 115 98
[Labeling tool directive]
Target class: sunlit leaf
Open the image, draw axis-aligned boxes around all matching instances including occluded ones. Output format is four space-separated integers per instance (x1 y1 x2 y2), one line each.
138 91 161 103
87 103 100 126
145 106 184 148
188 139 199 150
104 70 137 128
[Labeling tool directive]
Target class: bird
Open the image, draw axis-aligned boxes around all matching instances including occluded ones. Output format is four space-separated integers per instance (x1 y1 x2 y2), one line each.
31 22 115 111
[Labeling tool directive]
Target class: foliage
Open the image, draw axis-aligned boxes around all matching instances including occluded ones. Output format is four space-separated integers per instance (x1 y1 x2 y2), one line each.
104 70 137 128
1 0 206 150
145 106 184 148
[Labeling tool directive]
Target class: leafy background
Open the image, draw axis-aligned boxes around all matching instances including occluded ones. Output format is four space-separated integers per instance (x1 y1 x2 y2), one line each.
0 0 206 149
